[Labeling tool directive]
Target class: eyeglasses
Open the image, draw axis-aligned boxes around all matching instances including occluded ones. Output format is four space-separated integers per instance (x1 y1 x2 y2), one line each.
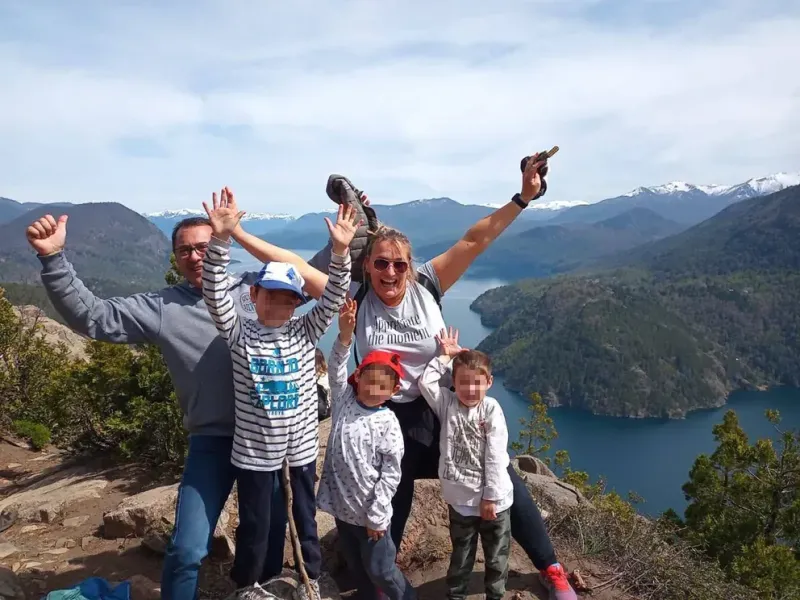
175 243 209 259
373 258 409 273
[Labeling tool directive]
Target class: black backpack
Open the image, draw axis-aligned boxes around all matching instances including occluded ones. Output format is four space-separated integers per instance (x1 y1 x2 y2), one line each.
351 272 442 365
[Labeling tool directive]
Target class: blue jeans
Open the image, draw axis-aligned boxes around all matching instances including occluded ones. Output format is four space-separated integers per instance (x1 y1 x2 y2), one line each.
336 519 416 600
161 435 288 600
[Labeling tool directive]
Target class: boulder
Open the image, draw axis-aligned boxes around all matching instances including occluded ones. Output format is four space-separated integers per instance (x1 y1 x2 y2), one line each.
0 567 24 600
395 480 451 571
102 484 178 539
13 306 88 360
515 455 556 478
519 472 589 512
0 468 108 524
0 544 18 560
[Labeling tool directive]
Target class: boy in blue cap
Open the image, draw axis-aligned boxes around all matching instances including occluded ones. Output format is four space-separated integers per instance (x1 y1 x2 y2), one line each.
201 189 361 599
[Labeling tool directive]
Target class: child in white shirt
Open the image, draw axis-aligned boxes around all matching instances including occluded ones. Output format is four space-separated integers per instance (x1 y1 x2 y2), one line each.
317 297 417 600
418 327 513 600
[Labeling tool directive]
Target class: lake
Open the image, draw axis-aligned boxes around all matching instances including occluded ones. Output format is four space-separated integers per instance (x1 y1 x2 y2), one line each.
230 247 800 517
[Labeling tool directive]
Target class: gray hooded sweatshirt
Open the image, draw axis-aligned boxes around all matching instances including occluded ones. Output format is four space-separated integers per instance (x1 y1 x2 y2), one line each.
39 251 261 437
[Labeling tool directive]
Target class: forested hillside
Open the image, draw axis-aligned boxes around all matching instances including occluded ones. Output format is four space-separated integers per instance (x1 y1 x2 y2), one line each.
472 185 800 417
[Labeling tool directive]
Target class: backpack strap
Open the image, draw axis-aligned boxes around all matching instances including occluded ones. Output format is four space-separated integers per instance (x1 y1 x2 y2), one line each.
417 272 442 311
352 283 370 366
352 272 443 365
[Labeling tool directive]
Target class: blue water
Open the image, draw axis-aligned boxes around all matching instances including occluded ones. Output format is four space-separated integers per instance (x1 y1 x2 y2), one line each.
232 248 800 517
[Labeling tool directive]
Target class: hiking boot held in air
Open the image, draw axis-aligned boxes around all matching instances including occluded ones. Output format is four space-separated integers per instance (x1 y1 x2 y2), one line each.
308 174 379 282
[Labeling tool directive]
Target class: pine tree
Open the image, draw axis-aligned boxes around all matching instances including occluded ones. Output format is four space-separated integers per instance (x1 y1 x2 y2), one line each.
681 409 800 598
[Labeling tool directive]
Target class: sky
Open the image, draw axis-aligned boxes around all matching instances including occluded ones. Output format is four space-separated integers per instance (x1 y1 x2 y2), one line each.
1 0 799 216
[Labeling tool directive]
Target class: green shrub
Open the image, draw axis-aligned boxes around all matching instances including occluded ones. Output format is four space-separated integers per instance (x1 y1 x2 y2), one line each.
12 419 52 450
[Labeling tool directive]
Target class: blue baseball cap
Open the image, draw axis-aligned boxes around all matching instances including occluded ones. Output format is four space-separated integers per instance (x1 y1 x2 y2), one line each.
254 262 308 304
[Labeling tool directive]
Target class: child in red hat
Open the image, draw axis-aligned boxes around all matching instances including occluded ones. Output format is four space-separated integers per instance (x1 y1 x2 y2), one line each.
317 298 417 600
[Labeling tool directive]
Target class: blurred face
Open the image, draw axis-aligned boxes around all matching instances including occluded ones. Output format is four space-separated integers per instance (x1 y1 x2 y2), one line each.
366 240 411 306
453 367 493 408
354 364 400 408
173 224 213 288
249 286 302 327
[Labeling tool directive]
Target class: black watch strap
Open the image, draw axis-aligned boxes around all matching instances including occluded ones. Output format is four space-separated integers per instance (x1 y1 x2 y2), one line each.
512 193 529 209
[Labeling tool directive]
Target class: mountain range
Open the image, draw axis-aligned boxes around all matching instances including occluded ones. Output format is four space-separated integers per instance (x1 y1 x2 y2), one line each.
0 170 797 297
140 171 799 256
0 203 170 298
471 184 800 419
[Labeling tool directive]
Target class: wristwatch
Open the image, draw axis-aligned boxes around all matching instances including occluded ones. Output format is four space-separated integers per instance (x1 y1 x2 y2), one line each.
512 193 529 209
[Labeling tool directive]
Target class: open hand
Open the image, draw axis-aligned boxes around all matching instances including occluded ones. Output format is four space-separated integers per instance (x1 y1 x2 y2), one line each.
480 499 498 521
325 204 362 256
202 187 246 241
521 153 546 203
26 214 68 256
366 527 385 541
435 326 463 358
338 297 358 344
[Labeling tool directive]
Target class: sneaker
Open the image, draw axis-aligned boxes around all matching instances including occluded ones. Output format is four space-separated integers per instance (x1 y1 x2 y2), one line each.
293 578 321 600
539 563 578 600
325 174 380 280
234 583 274 600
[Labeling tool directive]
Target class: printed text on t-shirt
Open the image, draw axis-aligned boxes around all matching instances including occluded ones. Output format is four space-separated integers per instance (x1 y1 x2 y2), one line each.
367 315 433 346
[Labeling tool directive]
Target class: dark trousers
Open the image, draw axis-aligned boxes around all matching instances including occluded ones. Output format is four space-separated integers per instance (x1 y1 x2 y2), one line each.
447 507 511 600
231 460 321 587
162 436 286 600
387 397 557 571
336 519 417 600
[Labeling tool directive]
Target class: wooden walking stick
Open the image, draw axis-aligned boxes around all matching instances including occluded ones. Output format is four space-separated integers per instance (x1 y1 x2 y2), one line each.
282 457 317 600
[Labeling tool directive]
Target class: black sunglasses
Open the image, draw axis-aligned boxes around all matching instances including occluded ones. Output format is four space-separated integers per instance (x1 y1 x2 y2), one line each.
373 258 409 273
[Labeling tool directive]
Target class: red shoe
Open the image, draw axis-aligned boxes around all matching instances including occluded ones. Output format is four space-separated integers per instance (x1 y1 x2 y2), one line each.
539 563 578 600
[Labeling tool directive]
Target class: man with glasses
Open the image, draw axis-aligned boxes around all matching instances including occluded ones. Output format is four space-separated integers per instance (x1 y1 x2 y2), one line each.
24 213 288 599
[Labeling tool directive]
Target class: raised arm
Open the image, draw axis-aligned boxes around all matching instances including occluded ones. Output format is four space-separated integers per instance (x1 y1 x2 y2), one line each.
366 417 404 536
200 192 248 347
430 155 546 292
327 298 357 402
300 205 358 344
232 225 329 300
201 237 242 347
418 327 462 418
27 215 161 344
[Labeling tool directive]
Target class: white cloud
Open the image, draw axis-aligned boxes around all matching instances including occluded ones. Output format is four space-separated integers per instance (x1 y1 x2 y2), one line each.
0 0 798 215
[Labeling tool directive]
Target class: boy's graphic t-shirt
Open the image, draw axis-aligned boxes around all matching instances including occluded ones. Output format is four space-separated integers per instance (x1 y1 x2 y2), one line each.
202 237 351 471
354 261 448 404
419 356 514 517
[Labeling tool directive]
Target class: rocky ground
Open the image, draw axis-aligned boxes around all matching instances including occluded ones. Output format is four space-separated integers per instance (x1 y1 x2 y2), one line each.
0 421 634 600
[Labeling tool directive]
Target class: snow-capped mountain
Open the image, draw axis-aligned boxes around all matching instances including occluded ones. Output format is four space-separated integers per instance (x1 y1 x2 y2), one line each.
145 209 295 237
145 208 295 221
142 170 798 241
551 171 800 226
623 172 800 200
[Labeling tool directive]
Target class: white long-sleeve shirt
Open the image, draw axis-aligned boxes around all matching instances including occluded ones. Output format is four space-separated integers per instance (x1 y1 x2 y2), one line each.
316 338 404 530
418 356 514 517
202 237 351 471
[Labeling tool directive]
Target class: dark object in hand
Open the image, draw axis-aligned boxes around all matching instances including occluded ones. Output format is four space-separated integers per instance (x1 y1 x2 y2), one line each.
519 146 559 199
520 145 559 175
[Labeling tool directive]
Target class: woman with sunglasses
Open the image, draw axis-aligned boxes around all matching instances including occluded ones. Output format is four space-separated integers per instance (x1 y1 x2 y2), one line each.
226 154 578 600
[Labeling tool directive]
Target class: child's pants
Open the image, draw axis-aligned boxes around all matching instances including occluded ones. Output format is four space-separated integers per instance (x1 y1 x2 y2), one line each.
335 519 417 600
446 506 511 600
231 461 321 587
